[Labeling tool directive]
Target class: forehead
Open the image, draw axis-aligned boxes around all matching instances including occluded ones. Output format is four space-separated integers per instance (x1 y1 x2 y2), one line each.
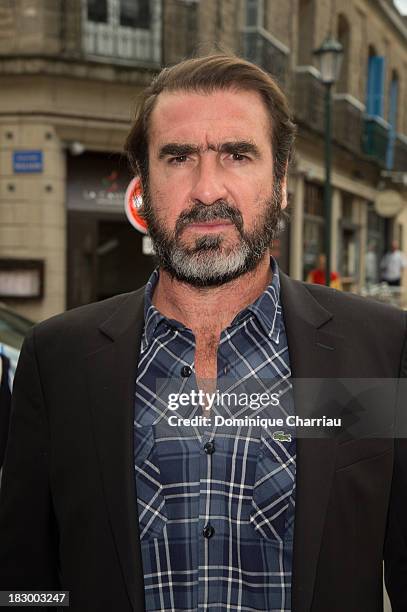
148 88 271 147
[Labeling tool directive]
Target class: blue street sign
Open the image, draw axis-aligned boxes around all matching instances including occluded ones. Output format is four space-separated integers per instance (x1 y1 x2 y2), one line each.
13 150 43 173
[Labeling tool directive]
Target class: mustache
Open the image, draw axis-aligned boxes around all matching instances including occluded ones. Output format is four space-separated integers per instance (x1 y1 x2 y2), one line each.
175 200 244 238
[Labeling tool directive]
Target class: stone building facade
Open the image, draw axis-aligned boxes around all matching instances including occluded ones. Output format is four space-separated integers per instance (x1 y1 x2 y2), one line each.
0 0 406 322
0 0 161 320
289 0 407 293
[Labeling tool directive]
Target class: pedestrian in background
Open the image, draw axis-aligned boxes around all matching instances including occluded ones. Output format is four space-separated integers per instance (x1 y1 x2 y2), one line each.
380 240 406 287
306 253 342 289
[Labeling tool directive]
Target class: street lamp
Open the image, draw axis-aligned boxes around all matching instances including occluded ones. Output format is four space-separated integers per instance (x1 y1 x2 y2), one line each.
313 35 343 286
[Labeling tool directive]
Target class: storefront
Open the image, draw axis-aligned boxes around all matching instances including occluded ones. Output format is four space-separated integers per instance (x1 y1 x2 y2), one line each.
366 202 388 284
338 192 361 292
66 152 156 309
270 214 290 274
302 181 324 280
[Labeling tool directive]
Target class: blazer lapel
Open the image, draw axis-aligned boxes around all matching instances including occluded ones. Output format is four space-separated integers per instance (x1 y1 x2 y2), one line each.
279 272 344 612
85 288 146 611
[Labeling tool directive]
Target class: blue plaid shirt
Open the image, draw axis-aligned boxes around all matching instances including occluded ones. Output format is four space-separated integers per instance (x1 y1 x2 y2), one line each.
134 258 296 611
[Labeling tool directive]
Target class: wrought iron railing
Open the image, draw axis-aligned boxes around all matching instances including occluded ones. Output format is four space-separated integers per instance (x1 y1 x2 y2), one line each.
393 134 407 173
362 116 389 167
332 95 363 156
242 27 289 87
292 67 325 134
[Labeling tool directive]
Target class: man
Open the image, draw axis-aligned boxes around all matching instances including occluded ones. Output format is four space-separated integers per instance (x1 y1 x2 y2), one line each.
0 54 406 612
380 239 406 287
306 253 341 289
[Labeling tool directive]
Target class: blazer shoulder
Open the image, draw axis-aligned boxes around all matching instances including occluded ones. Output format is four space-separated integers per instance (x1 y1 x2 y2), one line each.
303 280 406 327
31 285 146 341
295 280 406 374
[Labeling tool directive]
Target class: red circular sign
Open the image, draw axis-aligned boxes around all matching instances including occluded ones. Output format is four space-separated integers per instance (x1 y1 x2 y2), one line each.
124 177 148 234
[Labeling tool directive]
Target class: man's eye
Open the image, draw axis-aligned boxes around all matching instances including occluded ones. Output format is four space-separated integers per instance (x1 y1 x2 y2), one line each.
169 155 188 165
231 153 248 161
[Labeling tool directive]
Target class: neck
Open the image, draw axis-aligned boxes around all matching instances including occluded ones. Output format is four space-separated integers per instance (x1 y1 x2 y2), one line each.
152 253 272 336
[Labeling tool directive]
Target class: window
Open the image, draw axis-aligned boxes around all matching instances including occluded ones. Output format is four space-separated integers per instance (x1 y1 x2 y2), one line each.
120 0 150 29
366 49 386 117
87 0 108 23
245 0 263 27
397 224 403 251
298 0 315 65
337 14 350 93
83 0 161 63
0 259 44 300
304 181 324 216
365 205 385 285
362 48 389 164
242 0 288 86
342 193 353 221
341 228 359 278
386 71 399 169
303 182 324 280
339 194 360 286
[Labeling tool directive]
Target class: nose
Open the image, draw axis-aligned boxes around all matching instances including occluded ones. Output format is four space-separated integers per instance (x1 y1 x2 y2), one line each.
189 154 228 205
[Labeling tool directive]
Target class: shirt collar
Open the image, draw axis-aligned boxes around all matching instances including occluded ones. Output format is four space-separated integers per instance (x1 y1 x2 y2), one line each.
230 256 282 344
143 268 164 347
143 256 282 347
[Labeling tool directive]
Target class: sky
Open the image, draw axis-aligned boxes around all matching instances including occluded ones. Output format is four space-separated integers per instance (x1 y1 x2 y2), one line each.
394 0 407 15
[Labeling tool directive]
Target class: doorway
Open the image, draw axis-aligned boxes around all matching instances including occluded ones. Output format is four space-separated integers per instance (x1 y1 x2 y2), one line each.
67 211 156 309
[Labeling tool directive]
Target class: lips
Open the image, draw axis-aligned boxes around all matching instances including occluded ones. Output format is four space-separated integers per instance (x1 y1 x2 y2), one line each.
187 221 234 229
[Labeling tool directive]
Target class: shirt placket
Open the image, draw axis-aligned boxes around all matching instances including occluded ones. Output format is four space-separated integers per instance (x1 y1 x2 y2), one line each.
197 333 234 610
167 327 218 610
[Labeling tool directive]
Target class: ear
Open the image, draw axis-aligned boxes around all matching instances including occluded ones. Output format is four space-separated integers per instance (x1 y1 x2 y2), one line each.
130 175 144 211
280 173 288 210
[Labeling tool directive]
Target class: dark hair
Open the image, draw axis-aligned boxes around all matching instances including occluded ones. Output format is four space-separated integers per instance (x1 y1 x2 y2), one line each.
125 53 296 185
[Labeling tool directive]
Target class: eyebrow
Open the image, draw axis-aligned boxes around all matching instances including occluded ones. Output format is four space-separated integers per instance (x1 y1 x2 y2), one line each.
158 140 261 159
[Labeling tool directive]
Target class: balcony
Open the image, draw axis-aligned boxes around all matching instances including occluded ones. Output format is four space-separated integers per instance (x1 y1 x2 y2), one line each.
293 67 325 134
242 27 289 87
332 95 363 157
393 134 407 173
82 0 161 65
362 116 389 167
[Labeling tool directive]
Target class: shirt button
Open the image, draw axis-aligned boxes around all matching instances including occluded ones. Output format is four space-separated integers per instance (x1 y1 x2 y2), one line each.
181 365 192 377
204 441 215 455
202 523 215 539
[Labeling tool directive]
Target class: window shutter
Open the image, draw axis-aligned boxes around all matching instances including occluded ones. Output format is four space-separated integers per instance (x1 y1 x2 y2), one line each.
386 76 399 169
366 55 385 117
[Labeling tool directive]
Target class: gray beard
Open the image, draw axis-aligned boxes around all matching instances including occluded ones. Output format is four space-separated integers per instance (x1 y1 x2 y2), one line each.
141 185 283 287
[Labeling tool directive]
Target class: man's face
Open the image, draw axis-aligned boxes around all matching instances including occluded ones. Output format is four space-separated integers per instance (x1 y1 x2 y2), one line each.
143 88 288 287
317 254 326 270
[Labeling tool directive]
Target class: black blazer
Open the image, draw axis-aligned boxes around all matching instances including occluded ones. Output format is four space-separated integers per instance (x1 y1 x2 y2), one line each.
0 354 12 469
0 272 406 612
